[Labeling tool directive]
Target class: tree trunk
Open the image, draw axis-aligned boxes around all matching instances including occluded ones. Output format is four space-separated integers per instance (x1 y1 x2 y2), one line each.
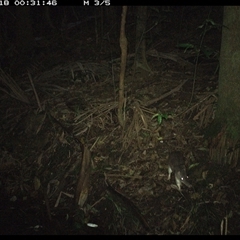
133 6 152 73
208 6 240 167
14 7 34 72
118 6 128 127
15 7 34 54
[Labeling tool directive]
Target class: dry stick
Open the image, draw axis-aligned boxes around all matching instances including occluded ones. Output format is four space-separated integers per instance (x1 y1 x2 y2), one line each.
180 91 217 117
75 145 91 207
144 79 188 107
27 70 42 111
0 69 29 103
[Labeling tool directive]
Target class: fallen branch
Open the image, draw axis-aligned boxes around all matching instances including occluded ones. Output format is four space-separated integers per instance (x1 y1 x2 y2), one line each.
143 79 189 107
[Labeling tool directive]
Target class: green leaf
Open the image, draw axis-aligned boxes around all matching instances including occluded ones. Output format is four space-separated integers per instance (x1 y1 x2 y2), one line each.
189 163 199 170
177 43 195 49
152 113 169 125
201 46 215 59
158 115 163 124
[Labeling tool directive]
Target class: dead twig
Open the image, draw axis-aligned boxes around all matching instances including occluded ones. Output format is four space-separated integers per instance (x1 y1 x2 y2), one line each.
28 70 43 111
0 69 29 103
144 79 188 107
75 145 91 207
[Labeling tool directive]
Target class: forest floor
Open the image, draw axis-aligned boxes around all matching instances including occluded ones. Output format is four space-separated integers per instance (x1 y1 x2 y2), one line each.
1 6 240 235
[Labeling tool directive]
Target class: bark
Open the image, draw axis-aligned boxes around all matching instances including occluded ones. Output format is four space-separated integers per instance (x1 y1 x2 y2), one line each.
208 6 240 166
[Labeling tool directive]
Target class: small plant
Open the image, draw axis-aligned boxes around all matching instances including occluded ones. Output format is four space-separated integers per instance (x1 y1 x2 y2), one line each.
177 18 222 59
152 112 169 125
